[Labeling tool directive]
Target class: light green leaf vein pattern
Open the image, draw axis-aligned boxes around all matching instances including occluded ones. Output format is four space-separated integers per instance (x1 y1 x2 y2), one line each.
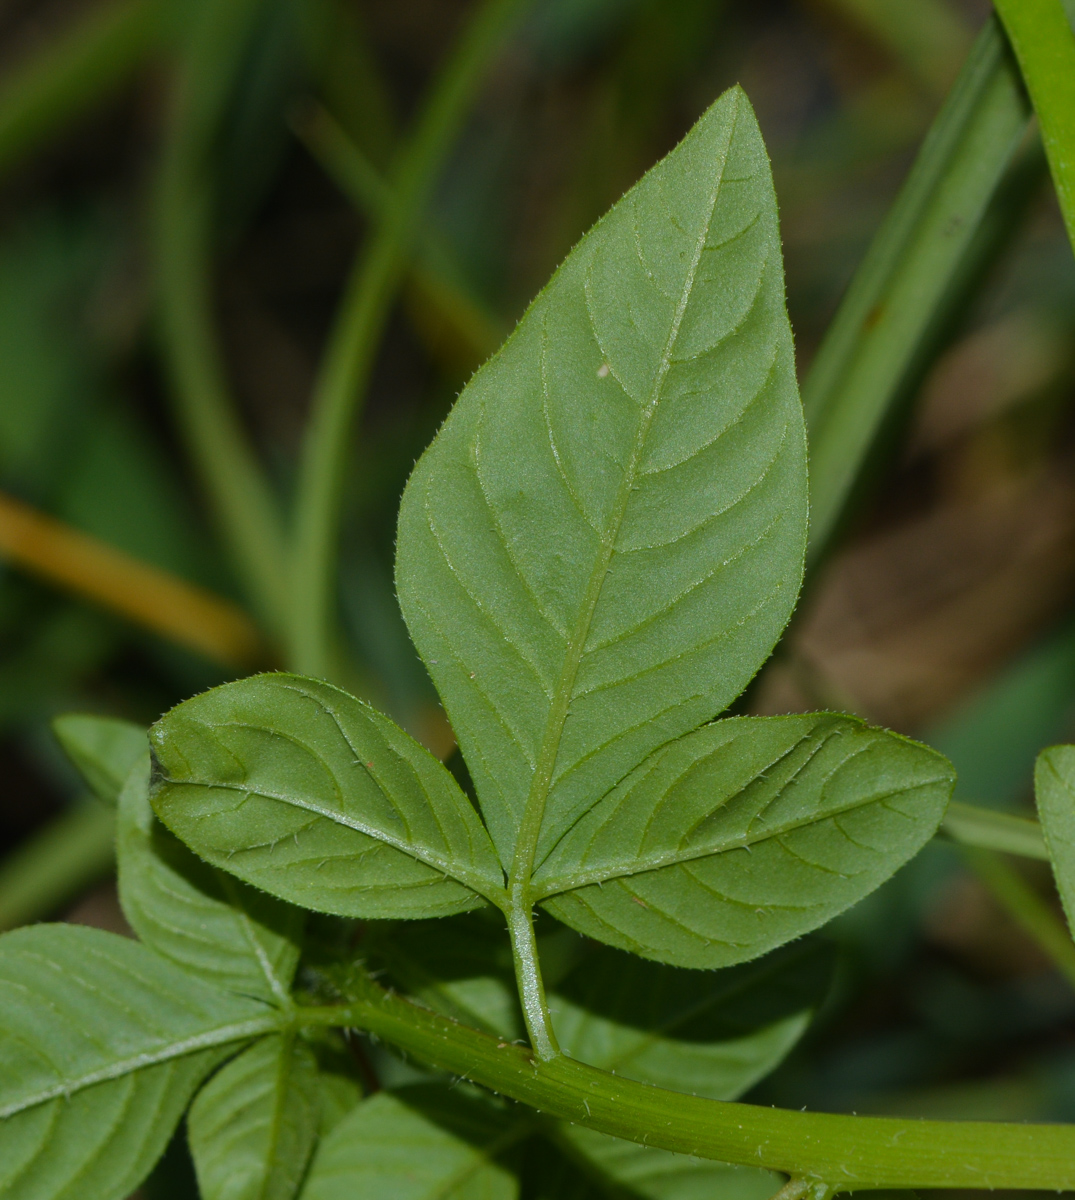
300 1086 520 1200
190 1035 320 1200
0 924 274 1200
119 753 303 1004
538 714 953 967
553 940 832 1100
150 674 504 918
396 85 807 868
1034 745 1075 937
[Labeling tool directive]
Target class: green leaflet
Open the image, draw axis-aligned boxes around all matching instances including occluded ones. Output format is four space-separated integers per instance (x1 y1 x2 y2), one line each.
299 1085 522 1200
149 673 505 918
189 1035 321 1200
395 85 807 870
1034 745 1075 936
52 712 147 805
0 924 275 1200
546 1125 781 1200
536 714 953 968
552 940 832 1100
118 753 304 1004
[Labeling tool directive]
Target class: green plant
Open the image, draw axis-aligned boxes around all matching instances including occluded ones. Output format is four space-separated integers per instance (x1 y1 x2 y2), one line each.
3 2 1075 1198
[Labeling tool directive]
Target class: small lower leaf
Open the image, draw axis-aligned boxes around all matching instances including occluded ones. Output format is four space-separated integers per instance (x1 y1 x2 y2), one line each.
536 714 953 968
189 1034 321 1200
0 924 274 1200
118 753 304 1005
52 713 147 806
299 1085 522 1200
150 673 505 918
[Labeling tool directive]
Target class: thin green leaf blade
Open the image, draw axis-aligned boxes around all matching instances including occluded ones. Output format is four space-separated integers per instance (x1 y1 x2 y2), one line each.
189 1035 320 1200
299 1085 520 1200
536 714 953 967
396 85 806 868
149 673 504 918
1034 745 1075 936
553 940 833 1100
118 754 304 1004
52 712 147 805
0 924 274 1200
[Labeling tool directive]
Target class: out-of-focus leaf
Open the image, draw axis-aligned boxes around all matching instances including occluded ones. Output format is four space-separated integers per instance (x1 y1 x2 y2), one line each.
553 940 834 1099
1034 745 1075 937
118 754 304 1003
0 924 274 1200
536 714 953 968
189 1034 320 1200
299 1085 521 1200
150 674 504 918
52 712 146 806
396 86 806 870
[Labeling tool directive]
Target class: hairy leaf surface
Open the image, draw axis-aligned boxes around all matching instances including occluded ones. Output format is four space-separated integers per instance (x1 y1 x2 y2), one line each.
150 673 504 918
0 924 274 1200
552 940 832 1099
119 753 303 1004
396 85 807 870
1035 745 1075 935
53 713 147 806
189 1035 320 1200
300 1085 520 1200
537 714 953 967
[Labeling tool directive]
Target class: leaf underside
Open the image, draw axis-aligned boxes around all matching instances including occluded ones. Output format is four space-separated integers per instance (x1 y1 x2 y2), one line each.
0 925 272 1200
395 84 808 871
150 673 502 919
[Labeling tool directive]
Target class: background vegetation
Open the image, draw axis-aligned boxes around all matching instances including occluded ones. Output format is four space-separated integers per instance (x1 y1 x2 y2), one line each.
1 0 1075 1192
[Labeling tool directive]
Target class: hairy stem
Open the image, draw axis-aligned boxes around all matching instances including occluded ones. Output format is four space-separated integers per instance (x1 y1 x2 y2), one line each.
506 891 559 1060
298 975 1075 1190
153 0 289 636
289 0 527 679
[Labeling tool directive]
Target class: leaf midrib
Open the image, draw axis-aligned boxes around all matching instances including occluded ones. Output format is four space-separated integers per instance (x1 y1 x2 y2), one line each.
532 783 938 900
507 96 743 897
0 1015 277 1120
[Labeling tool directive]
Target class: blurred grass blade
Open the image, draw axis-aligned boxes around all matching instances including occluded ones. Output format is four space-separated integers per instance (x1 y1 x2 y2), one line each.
0 489 265 667
962 846 1075 991
993 0 1075 254
941 800 1048 860
295 103 504 373
803 16 1031 564
0 803 114 930
154 0 290 636
0 0 159 178
290 0 530 679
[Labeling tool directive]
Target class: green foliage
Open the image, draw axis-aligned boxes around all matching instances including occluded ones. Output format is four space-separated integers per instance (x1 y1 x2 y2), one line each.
149 673 504 916
1034 744 1075 935
52 713 147 805
0 924 273 1200
189 1035 321 1200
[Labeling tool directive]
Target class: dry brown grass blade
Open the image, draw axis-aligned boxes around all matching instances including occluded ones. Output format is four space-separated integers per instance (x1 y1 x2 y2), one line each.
0 490 267 669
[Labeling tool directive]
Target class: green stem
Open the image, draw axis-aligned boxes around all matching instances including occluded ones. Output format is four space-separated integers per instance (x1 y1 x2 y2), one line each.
153 0 289 637
506 894 559 1061
0 0 159 177
0 804 115 930
803 15 1031 565
962 845 1075 991
940 799 1049 859
297 976 1075 1190
993 0 1075 255
289 0 527 678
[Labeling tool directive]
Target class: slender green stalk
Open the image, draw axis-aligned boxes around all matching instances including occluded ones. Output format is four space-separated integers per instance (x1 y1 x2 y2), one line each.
0 804 114 930
963 845 1075 991
803 16 1031 565
0 0 159 177
941 800 1048 860
298 975 1075 1190
289 0 528 678
153 0 289 637
993 0 1075 254
506 898 559 1061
